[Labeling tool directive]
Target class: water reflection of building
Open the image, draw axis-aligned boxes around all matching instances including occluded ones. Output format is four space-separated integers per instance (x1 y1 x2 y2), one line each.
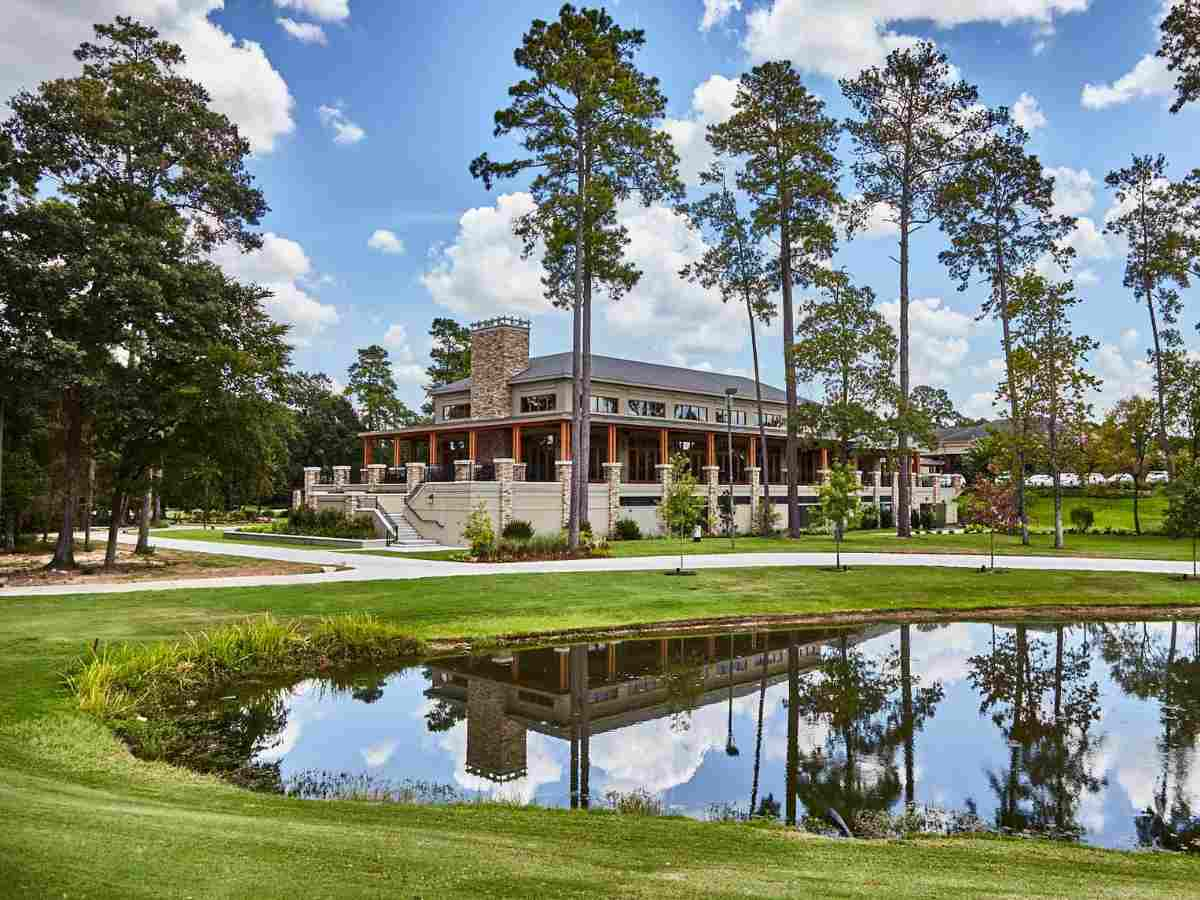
427 627 892 802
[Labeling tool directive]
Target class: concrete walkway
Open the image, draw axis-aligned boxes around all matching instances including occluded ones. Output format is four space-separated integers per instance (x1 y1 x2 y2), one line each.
1 530 1196 598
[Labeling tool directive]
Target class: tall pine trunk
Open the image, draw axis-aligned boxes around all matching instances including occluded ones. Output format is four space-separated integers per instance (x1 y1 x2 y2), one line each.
83 456 95 552
104 491 127 569
747 295 772 533
135 480 152 554
785 632 799 826
896 197 912 538
780 207 800 538
1143 271 1174 476
995 231 1029 544
48 386 81 570
901 624 915 806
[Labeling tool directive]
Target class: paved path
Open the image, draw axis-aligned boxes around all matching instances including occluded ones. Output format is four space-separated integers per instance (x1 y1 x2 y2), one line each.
1 531 1195 598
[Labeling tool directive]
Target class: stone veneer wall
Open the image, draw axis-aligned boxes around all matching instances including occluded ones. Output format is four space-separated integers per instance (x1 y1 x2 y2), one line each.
469 317 530 419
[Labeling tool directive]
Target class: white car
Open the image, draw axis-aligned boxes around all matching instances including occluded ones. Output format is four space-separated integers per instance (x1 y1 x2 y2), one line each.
1086 473 1107 485
1060 473 1080 488
1147 471 1170 485
1108 472 1134 486
1025 474 1053 488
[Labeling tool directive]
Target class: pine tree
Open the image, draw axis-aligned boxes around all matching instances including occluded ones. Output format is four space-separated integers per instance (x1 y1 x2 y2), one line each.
422 319 472 417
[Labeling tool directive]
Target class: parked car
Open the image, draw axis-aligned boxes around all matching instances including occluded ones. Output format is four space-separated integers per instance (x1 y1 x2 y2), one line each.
1025 474 1053 488
1108 472 1134 485
1086 472 1107 485
1060 472 1080 488
1147 470 1170 485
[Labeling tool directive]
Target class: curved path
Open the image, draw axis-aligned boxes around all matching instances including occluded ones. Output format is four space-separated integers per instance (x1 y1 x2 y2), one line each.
1 532 1195 598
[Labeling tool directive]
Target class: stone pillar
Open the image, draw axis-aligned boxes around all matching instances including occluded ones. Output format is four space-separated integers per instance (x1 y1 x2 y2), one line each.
406 461 426 496
454 459 476 482
747 466 761 530
495 458 515 533
655 463 673 535
702 465 720 535
332 465 350 487
556 460 573 529
603 462 623 535
345 492 360 517
513 463 527 483
303 466 320 494
291 488 302 511
366 463 386 487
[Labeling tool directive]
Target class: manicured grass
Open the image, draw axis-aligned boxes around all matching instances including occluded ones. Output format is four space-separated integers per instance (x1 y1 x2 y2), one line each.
3 569 1200 897
1022 487 1168 531
150 526 339 551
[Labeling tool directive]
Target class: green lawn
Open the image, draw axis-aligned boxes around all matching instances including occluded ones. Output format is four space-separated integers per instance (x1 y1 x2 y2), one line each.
3 568 1200 896
1022 488 1168 531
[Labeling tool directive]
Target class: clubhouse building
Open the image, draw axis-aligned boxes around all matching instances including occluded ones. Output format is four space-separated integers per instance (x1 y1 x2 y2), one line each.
302 316 963 544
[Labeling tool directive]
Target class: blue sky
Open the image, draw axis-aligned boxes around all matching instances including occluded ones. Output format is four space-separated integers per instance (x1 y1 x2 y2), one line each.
3 1 1197 416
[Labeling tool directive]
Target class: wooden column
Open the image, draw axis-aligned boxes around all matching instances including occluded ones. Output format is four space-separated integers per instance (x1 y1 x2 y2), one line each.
512 424 522 463
511 656 519 681
659 639 669 671
607 643 617 680
659 428 669 465
362 438 370 468
468 429 477 461
559 652 569 691
392 437 401 467
607 424 617 464
560 421 571 459
706 432 716 467
428 433 437 465
820 446 829 469
749 436 758 469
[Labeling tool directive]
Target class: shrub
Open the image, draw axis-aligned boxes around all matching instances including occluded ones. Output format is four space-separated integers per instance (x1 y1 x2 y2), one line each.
462 504 495 558
880 507 894 529
756 499 781 535
1069 506 1095 531
614 518 642 541
501 519 533 540
860 505 880 530
275 508 374 539
919 506 934 531
911 508 921 532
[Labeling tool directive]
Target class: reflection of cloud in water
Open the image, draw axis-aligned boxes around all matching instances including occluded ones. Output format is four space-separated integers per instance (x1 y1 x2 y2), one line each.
257 717 303 763
361 740 399 768
437 726 563 805
911 623 980 687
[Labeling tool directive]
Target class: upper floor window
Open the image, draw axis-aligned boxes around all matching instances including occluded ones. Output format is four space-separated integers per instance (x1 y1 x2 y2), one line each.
715 408 748 425
520 393 557 413
674 404 709 422
443 403 471 421
758 412 785 428
628 399 666 418
592 395 619 414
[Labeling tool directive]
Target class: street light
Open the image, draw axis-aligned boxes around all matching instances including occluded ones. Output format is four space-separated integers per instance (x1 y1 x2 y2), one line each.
725 387 737 549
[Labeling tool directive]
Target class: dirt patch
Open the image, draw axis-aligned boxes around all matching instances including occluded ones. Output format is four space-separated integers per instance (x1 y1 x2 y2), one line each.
423 603 1200 656
0 546 324 587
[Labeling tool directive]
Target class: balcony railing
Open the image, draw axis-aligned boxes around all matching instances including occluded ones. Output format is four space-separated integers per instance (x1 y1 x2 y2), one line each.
383 467 408 484
425 462 455 483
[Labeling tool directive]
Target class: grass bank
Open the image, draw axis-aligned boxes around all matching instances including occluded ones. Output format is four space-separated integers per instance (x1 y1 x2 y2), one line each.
4 569 1200 897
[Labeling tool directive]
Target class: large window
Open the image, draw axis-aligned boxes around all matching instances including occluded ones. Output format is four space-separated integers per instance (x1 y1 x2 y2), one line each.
674 403 709 422
758 412 785 428
715 408 747 425
442 403 471 421
520 393 557 413
628 399 666 418
592 395 618 414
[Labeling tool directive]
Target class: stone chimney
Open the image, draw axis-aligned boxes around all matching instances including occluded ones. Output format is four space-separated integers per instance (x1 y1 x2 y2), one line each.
470 316 530 419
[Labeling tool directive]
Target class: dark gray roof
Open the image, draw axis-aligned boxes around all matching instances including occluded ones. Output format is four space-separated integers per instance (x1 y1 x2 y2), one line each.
935 419 1013 444
430 352 790 403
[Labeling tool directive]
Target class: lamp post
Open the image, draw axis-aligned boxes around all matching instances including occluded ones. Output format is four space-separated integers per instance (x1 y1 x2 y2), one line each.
725 388 737 549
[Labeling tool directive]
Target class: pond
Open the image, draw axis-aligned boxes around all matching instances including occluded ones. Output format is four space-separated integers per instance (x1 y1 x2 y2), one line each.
181 619 1200 851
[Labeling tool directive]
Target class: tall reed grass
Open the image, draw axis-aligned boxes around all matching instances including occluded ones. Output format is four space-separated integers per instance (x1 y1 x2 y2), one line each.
65 614 425 720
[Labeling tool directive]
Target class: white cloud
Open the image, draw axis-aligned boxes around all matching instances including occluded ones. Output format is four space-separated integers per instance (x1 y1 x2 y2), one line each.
0 2 295 155
318 103 365 145
1074 267 1100 286
1011 92 1047 131
661 75 740 186
273 0 350 22
360 740 398 768
211 232 339 345
742 0 1090 79
1046 166 1097 217
1081 54 1173 109
1093 342 1154 410
421 193 547 317
1120 327 1139 349
382 324 431 400
1063 217 1112 260
877 297 979 387
276 17 327 45
367 229 405 255
700 0 742 31
961 391 1000 419
846 196 899 240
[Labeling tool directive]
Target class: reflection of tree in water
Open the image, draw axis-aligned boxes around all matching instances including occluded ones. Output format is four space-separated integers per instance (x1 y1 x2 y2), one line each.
969 625 1104 839
1103 621 1200 851
791 630 943 832
171 687 292 792
661 642 707 734
425 699 466 733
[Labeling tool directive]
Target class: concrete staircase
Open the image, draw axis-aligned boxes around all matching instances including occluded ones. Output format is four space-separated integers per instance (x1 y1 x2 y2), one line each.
380 508 440 548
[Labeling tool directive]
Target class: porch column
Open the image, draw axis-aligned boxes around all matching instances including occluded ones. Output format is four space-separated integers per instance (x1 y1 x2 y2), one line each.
560 421 571 459
303 466 320 511
656 462 673 535
496 458 515 532
603 462 623 536
748 466 761 530
659 428 669 465
556 647 570 691
392 438 402 467
607 643 617 681
512 424 522 463
362 437 372 468
703 465 720 534
556 460 573 528
454 459 475 481
607 424 617 463
706 432 716 468
406 461 426 497
332 465 350 487
366 464 386 487
468 429 477 461
428 433 438 466
819 446 829 483
749 436 758 471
